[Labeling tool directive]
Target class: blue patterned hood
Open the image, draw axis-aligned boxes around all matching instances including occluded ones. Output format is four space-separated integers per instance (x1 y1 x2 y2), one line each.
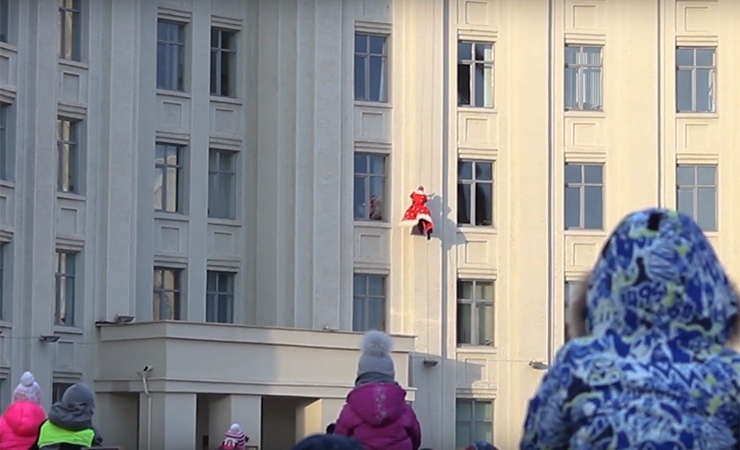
521 209 740 450
586 208 738 347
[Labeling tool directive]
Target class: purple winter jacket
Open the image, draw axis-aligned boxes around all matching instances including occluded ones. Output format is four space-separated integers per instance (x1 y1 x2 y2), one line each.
334 382 421 450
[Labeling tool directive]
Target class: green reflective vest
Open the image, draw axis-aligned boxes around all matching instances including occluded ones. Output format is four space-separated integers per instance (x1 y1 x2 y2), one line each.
37 420 95 448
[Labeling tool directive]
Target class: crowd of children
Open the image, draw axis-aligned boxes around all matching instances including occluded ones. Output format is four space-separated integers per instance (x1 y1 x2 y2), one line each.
3 208 737 449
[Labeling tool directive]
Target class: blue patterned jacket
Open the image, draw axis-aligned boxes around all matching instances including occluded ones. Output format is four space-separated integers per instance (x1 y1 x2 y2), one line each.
521 208 740 449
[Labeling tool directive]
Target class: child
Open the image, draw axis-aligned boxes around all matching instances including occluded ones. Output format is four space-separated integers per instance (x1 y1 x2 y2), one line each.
219 423 248 450
31 382 103 449
521 209 740 448
292 434 364 450
0 400 46 450
12 371 42 405
334 330 422 450
325 423 336 434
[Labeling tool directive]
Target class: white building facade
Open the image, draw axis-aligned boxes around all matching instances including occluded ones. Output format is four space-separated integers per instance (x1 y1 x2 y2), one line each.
11 0 738 448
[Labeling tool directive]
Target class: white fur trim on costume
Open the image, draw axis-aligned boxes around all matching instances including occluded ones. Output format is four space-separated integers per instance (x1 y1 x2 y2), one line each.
413 189 426 196
415 214 433 224
360 330 393 357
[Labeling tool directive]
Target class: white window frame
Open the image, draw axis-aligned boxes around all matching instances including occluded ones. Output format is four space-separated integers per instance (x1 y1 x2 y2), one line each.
208 149 236 219
457 159 494 227
157 20 186 91
58 0 81 61
54 251 77 326
564 45 603 111
457 41 494 108
210 27 237 97
206 270 235 323
153 267 182 321
154 143 184 213
354 33 388 102
352 273 386 332
456 279 495 346
353 152 387 222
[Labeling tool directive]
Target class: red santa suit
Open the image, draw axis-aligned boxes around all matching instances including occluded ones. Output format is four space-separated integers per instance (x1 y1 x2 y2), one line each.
401 186 434 240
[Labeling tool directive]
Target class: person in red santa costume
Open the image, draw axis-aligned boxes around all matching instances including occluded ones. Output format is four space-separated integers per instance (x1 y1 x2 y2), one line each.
401 186 434 240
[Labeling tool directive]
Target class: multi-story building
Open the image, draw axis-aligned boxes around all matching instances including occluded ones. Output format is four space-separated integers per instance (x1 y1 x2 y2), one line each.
0 0 738 448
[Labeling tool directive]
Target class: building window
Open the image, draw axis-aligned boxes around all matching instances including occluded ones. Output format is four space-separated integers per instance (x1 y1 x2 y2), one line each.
57 118 79 193
0 104 8 180
565 45 603 111
676 164 717 231
51 382 75 403
157 20 185 91
354 33 387 102
58 0 81 61
206 271 235 323
154 143 183 213
457 280 494 346
353 274 386 332
153 267 182 321
564 281 578 342
0 244 5 321
354 153 386 221
208 149 236 219
676 47 715 113
456 399 493 449
210 28 237 97
54 251 76 326
564 163 603 230
0 0 9 43
458 41 494 108
457 160 494 227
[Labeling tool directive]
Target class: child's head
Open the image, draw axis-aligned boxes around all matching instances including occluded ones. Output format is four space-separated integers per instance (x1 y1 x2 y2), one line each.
566 208 739 348
60 383 96 414
292 435 364 450
356 330 395 379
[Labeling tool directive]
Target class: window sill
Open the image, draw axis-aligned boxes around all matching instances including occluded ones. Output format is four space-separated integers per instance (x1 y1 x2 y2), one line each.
563 229 607 237
54 326 83 335
207 217 241 227
209 95 242 105
56 192 86 202
457 106 497 114
58 59 88 70
457 226 497 235
703 230 719 237
0 180 14 189
156 89 191 99
0 42 17 53
354 220 391 229
456 345 498 355
564 110 606 118
154 212 189 222
0 320 11 329
676 112 718 119
354 100 392 109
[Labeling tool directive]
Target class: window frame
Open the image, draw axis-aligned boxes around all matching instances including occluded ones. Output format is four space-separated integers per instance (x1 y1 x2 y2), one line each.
564 45 603 111
0 103 8 181
676 47 716 113
354 32 388 103
206 270 235 324
0 243 6 321
51 382 75 404
455 398 494 449
457 159 495 227
352 273 387 332
56 118 80 194
156 20 186 92
54 251 77 327
564 163 604 230
353 152 387 222
154 143 184 213
457 40 495 108
0 0 9 44
456 279 495 347
208 149 237 219
676 164 718 232
210 27 237 97
58 0 81 61
153 267 182 321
